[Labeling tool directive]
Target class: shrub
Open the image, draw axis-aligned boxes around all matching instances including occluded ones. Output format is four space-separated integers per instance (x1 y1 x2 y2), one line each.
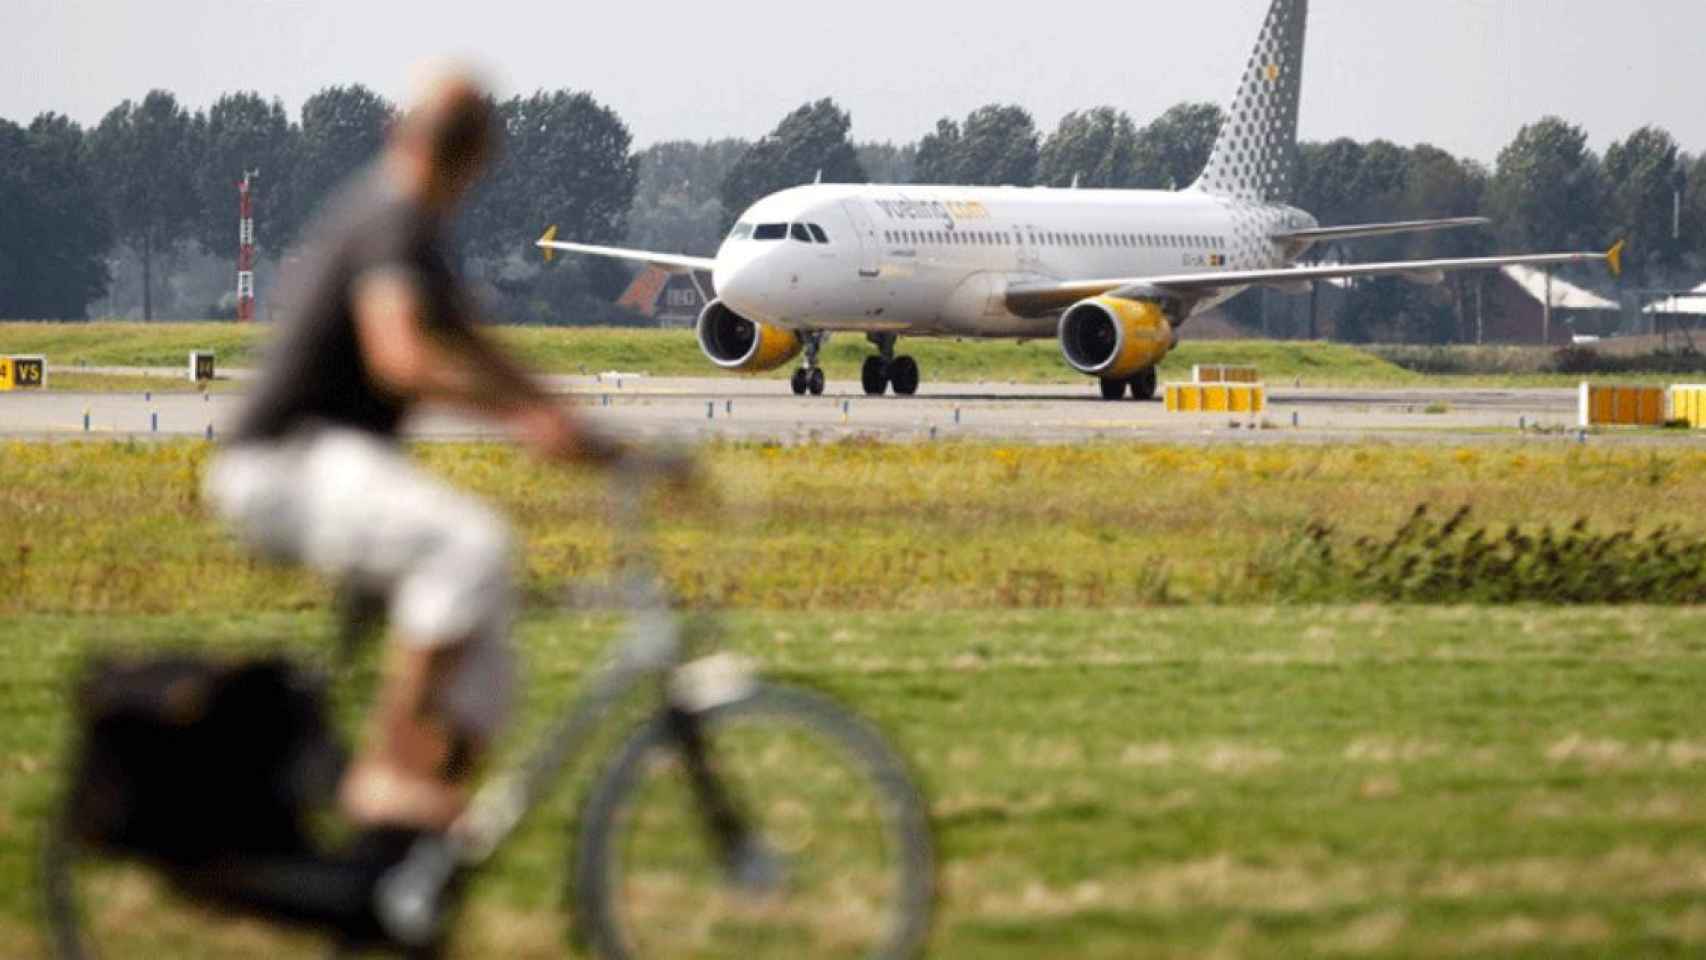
1249 504 1706 605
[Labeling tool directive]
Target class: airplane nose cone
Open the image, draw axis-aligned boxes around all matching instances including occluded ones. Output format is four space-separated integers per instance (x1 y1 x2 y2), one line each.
714 262 762 316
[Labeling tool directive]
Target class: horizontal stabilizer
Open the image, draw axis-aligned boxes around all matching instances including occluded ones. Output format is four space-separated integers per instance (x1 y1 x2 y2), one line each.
1271 217 1490 245
535 227 717 273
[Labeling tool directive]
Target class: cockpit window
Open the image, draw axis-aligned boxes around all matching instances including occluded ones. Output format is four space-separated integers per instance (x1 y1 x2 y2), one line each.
753 223 788 241
790 223 813 243
808 223 829 243
729 223 754 241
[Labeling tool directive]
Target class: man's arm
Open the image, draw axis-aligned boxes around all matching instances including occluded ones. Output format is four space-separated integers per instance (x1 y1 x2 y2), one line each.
352 270 617 463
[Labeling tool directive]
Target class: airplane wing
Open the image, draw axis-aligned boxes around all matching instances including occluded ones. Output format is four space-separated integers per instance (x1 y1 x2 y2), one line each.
535 226 716 273
1005 242 1625 318
1270 217 1490 245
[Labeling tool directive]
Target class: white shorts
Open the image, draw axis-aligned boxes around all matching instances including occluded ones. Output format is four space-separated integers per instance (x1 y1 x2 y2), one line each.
204 427 515 738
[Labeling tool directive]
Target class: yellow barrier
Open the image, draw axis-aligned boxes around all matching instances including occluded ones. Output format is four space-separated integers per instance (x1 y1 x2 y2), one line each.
1193 364 1262 384
1673 385 1706 429
1578 383 1667 427
0 355 46 391
1166 382 1266 414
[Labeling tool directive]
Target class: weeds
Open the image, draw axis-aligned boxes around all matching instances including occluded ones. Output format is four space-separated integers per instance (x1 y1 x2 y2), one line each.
1374 343 1706 378
1252 505 1706 604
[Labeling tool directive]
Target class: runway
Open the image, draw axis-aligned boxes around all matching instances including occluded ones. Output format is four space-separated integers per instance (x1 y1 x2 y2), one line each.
3 374 1700 448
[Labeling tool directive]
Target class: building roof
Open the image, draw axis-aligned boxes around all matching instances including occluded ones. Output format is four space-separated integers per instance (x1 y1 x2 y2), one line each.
1500 265 1619 311
617 266 672 314
1642 281 1706 316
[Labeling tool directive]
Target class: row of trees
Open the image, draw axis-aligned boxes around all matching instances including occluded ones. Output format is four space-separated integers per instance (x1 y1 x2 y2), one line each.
5 86 1706 340
1 85 637 323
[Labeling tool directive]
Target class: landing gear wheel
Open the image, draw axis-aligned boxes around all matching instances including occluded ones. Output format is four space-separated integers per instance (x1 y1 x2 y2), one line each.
861 357 889 396
789 368 810 397
571 685 935 960
1099 378 1127 401
807 367 826 396
1129 367 1158 402
889 357 920 397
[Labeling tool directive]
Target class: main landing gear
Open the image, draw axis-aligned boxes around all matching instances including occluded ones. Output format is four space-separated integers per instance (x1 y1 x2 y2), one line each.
860 333 919 397
1099 367 1158 402
789 333 827 396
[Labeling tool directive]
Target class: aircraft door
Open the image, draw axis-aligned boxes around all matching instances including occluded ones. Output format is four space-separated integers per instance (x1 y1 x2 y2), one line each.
1016 223 1042 273
841 199 882 278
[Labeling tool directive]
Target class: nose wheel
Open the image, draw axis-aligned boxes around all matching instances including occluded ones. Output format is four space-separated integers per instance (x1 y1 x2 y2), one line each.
861 334 919 397
790 366 826 396
790 333 827 396
1098 367 1159 401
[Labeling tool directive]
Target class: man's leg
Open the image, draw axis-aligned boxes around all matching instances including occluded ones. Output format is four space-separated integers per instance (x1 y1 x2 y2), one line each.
340 502 517 831
340 643 479 831
206 429 516 832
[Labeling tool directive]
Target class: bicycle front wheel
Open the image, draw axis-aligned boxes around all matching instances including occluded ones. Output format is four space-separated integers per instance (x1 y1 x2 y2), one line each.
570 683 934 960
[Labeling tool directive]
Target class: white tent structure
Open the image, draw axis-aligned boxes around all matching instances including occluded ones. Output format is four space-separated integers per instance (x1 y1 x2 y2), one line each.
1642 281 1706 317
1499 264 1619 343
1501 265 1619 311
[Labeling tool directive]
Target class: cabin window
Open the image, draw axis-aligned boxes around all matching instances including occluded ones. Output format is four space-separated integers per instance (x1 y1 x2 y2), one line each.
729 223 754 241
753 223 788 241
790 223 813 243
809 224 830 243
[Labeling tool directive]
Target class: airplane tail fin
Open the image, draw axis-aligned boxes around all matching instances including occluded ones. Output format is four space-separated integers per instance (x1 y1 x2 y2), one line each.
1191 0 1309 204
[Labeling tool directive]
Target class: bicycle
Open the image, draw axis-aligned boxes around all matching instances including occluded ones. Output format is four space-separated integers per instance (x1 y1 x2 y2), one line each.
41 453 936 959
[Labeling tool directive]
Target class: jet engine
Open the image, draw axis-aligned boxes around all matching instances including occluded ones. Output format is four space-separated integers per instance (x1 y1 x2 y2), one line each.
1057 296 1176 380
695 299 803 373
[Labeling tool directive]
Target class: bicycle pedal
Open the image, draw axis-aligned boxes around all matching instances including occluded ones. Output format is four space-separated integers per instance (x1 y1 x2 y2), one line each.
669 653 757 714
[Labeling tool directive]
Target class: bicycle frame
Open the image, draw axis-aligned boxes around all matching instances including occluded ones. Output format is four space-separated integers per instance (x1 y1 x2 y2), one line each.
374 459 760 947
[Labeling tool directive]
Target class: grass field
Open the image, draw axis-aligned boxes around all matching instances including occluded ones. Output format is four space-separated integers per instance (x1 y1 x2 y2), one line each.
7 439 1706 956
2 321 1419 387
9 607 1706 958
12 321 1706 392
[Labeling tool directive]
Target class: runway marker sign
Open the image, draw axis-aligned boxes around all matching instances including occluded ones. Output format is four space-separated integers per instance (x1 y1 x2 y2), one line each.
0 355 47 390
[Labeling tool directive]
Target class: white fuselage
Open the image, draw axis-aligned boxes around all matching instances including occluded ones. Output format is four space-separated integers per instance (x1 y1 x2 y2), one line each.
712 184 1315 339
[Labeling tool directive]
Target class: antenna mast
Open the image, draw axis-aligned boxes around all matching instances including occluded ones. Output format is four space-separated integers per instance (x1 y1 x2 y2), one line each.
236 170 258 322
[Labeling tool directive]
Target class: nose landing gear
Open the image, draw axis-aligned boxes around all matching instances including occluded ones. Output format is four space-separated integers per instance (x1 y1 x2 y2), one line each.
1098 367 1159 401
789 333 827 396
860 334 919 397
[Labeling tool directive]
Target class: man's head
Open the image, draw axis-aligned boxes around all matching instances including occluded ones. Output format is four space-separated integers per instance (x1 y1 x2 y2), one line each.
390 67 498 211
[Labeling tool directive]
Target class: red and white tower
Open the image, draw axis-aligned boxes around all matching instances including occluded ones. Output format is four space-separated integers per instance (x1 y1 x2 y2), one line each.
236 170 258 322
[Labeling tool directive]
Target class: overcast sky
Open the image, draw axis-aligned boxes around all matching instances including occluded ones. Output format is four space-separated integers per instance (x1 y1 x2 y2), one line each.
4 0 1696 164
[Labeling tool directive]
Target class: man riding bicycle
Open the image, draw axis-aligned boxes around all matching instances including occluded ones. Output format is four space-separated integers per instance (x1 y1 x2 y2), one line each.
205 68 619 835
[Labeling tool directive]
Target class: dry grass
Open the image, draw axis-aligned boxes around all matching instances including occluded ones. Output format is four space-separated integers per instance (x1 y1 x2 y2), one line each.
7 440 1706 616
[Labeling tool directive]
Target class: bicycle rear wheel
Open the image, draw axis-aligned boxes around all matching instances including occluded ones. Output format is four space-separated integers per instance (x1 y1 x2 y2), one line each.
571 683 934 960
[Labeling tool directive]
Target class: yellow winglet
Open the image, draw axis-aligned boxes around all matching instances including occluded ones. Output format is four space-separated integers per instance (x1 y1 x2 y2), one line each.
1607 239 1626 278
538 225 559 263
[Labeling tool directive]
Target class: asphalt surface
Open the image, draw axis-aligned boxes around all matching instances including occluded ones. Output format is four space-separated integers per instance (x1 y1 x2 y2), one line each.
7 371 1703 448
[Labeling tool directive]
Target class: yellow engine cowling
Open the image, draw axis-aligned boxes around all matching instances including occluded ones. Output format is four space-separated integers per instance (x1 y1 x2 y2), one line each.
696 300 803 373
1057 296 1176 381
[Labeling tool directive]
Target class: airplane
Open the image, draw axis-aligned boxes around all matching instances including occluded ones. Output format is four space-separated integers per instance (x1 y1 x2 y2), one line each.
537 0 1623 400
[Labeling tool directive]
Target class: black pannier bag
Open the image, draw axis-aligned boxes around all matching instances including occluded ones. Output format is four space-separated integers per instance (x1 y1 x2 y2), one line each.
66 655 346 866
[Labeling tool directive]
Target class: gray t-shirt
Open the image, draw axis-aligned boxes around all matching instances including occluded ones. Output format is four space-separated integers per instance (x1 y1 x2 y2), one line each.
233 166 470 443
